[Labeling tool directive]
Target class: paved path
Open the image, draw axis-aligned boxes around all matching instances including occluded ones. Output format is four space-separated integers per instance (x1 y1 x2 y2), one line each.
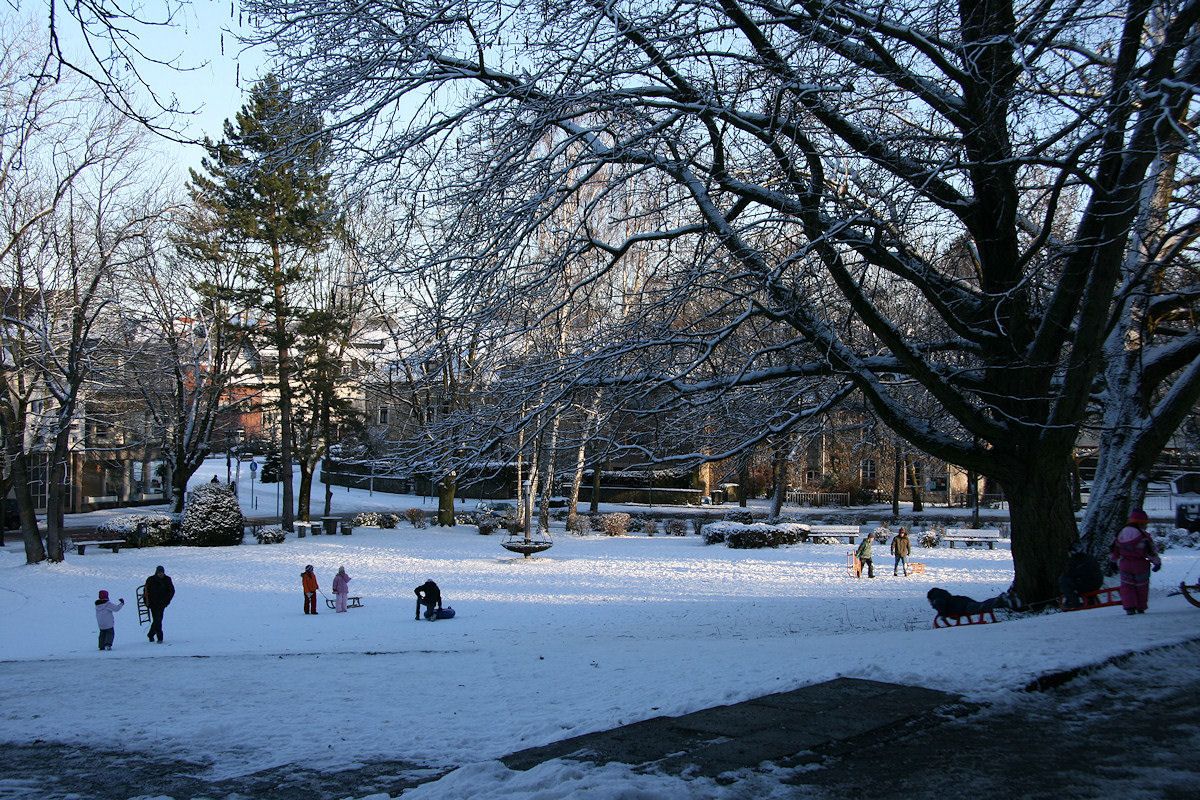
2 642 1196 798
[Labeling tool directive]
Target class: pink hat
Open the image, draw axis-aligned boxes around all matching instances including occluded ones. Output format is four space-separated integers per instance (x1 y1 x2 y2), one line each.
1127 509 1149 525
98 590 109 600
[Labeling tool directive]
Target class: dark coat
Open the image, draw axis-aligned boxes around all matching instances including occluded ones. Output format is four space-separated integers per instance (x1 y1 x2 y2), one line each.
1062 551 1103 593
414 580 441 607
144 573 175 609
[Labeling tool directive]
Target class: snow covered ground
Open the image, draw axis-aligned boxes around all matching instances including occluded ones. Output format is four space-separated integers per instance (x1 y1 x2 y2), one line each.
2 463 1199 799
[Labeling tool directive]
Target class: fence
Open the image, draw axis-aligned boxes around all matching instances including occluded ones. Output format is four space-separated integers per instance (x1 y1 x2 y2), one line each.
786 491 850 507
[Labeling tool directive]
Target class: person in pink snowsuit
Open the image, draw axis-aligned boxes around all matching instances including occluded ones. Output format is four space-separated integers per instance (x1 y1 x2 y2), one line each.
332 566 351 613
1109 509 1162 615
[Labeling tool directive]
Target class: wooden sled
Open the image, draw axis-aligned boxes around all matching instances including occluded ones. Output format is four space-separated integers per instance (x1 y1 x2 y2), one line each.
933 609 997 628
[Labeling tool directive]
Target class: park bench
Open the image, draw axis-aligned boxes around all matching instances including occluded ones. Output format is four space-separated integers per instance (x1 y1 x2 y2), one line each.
1060 585 1121 612
67 532 126 555
326 596 364 610
941 528 1002 549
803 524 860 544
932 609 997 628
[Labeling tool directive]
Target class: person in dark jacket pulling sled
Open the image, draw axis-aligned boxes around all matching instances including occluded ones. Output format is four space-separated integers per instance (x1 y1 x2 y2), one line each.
144 565 175 643
415 579 442 620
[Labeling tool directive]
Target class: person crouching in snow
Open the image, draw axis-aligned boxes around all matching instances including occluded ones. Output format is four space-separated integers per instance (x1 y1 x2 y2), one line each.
302 565 320 615
95 590 124 651
1109 509 1162 615
854 535 875 578
415 579 442 620
332 566 351 613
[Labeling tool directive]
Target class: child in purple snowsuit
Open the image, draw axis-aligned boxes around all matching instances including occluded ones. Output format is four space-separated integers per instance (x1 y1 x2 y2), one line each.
94 590 125 650
1109 509 1162 615
332 566 351 613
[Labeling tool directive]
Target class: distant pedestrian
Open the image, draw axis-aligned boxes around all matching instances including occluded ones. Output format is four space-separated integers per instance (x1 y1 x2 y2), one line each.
1059 547 1103 609
415 579 442 620
143 565 175 643
332 566 351 613
855 536 875 579
94 590 125 651
302 565 320 615
891 528 911 576
210 475 219 484
1109 509 1162 615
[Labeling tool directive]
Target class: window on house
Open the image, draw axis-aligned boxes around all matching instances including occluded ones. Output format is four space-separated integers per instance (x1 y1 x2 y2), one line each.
378 406 390 425
804 468 821 484
860 458 876 485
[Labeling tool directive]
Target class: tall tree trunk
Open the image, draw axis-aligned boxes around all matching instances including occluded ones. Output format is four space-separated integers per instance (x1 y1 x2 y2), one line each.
273 277 295 531
1003 468 1077 606
297 464 313 521
44 440 69 562
905 455 924 512
891 449 902 518
590 461 602 514
7 441 44 564
770 438 789 519
737 456 750 508
437 472 457 526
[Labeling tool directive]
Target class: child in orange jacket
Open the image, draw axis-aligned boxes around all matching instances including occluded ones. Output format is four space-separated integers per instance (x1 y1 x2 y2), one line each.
301 565 319 615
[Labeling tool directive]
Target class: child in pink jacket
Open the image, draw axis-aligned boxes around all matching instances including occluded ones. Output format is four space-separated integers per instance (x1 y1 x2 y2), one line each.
1109 509 1162 614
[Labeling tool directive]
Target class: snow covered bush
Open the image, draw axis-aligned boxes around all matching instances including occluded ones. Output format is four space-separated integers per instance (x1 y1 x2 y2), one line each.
405 508 428 528
596 512 631 536
706 521 806 549
96 513 178 547
919 528 941 548
180 484 245 547
354 511 381 527
1164 527 1200 549
641 518 657 536
566 513 589 534
665 519 689 537
693 515 713 536
254 526 286 544
871 525 890 543
723 509 754 525
477 516 498 535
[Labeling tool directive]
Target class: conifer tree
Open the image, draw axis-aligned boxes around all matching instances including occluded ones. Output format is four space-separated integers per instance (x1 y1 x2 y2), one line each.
187 74 337 530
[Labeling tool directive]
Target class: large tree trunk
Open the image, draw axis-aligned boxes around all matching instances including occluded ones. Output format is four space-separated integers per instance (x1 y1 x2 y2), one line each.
297 464 313 521
770 439 788 519
737 456 750 508
437 472 456 526
7 442 45 564
273 277 295 531
905 455 924 513
1003 468 1078 605
44 441 70 562
891 449 902 518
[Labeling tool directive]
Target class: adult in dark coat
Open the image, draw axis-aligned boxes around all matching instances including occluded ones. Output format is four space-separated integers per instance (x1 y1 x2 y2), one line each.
144 565 175 643
1059 548 1104 608
414 579 442 621
926 587 1011 619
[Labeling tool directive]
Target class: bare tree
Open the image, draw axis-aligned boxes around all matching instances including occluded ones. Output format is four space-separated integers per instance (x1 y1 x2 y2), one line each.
245 0 1200 601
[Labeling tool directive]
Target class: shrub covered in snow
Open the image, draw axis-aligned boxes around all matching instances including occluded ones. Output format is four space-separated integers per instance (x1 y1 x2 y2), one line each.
665 519 689 537
96 513 178 547
641 518 657 536
1163 526 1200 549
918 528 941 548
723 509 755 525
405 508 428 528
477 516 498 535
595 512 631 536
693 515 713 536
254 526 286 544
180 484 245 547
353 511 400 528
702 521 806 548
566 513 589 534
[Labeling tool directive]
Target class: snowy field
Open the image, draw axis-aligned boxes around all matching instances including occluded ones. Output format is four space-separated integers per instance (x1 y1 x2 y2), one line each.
2 465 1200 798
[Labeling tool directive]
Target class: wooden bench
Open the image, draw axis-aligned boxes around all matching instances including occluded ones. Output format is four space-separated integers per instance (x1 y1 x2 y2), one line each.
1061 585 1121 612
804 524 860 544
326 596 364 610
68 533 126 555
933 609 997 628
942 528 1002 549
